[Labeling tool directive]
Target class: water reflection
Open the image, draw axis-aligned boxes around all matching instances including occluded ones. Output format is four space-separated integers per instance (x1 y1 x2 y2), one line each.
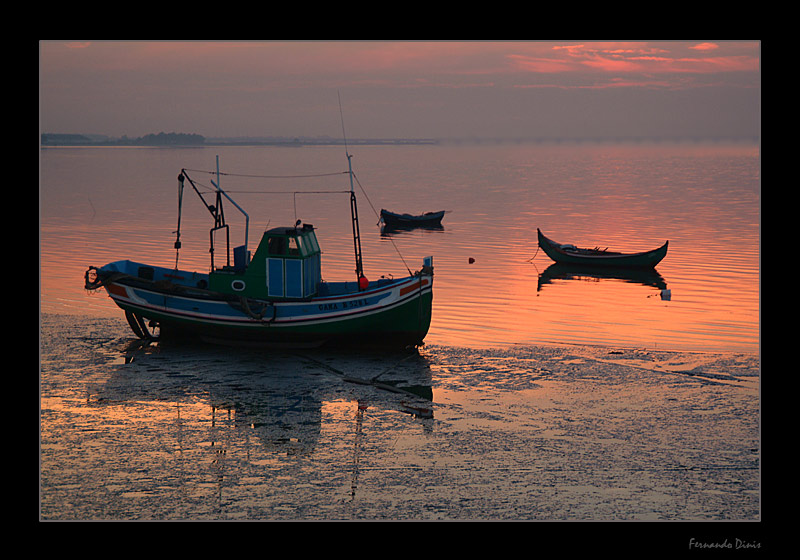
537 263 669 292
380 222 445 235
102 339 435 458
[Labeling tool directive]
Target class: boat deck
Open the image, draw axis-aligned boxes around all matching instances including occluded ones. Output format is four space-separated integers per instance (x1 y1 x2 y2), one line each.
97 260 406 300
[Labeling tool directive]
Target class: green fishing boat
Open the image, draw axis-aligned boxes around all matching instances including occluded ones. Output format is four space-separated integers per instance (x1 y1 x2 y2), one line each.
86 154 434 349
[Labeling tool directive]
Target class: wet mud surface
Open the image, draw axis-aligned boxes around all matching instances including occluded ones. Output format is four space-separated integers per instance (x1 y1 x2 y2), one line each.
40 314 759 522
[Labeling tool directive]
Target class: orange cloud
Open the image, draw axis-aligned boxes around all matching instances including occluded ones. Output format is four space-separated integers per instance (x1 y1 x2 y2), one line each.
690 42 720 51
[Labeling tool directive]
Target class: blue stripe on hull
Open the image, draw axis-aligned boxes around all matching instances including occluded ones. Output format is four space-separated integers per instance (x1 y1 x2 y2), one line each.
104 274 432 346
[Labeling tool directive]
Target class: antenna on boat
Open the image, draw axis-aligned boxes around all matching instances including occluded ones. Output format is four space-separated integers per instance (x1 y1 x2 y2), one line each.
339 92 366 288
209 155 250 264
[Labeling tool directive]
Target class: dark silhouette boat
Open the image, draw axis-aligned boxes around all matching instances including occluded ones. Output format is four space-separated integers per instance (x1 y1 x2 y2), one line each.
380 209 445 228
537 229 668 269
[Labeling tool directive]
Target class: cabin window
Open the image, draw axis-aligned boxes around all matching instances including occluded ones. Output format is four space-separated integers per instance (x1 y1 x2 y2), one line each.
288 236 300 256
306 233 320 254
268 236 287 255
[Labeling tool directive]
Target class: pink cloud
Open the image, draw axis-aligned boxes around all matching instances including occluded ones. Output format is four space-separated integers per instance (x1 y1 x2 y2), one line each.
506 41 758 76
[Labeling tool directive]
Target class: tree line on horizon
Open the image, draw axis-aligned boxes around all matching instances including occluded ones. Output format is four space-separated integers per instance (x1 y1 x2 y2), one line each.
41 132 205 146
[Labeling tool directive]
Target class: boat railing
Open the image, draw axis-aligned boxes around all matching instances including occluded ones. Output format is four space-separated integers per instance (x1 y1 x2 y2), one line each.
177 156 250 272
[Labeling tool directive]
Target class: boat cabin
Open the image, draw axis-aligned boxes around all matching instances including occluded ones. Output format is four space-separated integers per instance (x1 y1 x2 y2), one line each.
209 223 322 299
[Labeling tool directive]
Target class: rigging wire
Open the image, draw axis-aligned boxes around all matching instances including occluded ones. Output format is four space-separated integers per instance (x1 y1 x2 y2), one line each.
179 174 350 196
182 168 348 180
352 170 412 275
213 189 350 195
182 153 414 275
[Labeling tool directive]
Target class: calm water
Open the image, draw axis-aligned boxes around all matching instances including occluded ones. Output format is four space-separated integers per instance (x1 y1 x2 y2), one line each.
39 143 761 523
40 143 760 353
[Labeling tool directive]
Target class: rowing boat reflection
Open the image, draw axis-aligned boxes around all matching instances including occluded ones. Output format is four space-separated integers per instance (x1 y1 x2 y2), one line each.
537 263 669 292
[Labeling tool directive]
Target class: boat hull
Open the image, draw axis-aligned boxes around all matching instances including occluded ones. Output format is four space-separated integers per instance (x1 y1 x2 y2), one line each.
89 261 433 348
380 209 445 227
537 229 668 268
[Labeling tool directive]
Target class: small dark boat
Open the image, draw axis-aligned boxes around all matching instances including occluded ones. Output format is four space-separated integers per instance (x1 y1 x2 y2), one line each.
380 209 445 228
537 229 668 269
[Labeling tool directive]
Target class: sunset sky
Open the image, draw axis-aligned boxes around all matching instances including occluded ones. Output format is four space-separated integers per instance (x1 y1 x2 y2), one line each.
39 40 760 141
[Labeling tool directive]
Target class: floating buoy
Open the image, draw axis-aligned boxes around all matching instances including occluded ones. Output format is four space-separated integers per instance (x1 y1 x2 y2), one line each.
468 257 475 264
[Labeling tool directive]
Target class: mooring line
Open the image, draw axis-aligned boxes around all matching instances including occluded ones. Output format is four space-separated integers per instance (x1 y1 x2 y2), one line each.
297 352 427 401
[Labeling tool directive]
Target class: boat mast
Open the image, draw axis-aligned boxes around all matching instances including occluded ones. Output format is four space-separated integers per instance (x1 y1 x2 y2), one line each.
210 155 250 258
348 153 365 283
174 172 185 269
339 92 365 285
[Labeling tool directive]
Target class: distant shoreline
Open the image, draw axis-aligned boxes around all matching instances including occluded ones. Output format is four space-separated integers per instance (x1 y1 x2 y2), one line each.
40 136 758 148
40 132 440 148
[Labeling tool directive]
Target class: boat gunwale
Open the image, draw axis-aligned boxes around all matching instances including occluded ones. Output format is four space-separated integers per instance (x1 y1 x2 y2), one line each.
96 259 426 304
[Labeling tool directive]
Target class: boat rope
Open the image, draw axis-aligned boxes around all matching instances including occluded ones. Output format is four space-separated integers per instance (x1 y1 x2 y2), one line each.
181 168 349 180
84 267 126 291
369 353 418 382
298 352 428 402
224 189 351 195
180 175 353 225
351 170 412 276
238 296 275 322
180 174 350 196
